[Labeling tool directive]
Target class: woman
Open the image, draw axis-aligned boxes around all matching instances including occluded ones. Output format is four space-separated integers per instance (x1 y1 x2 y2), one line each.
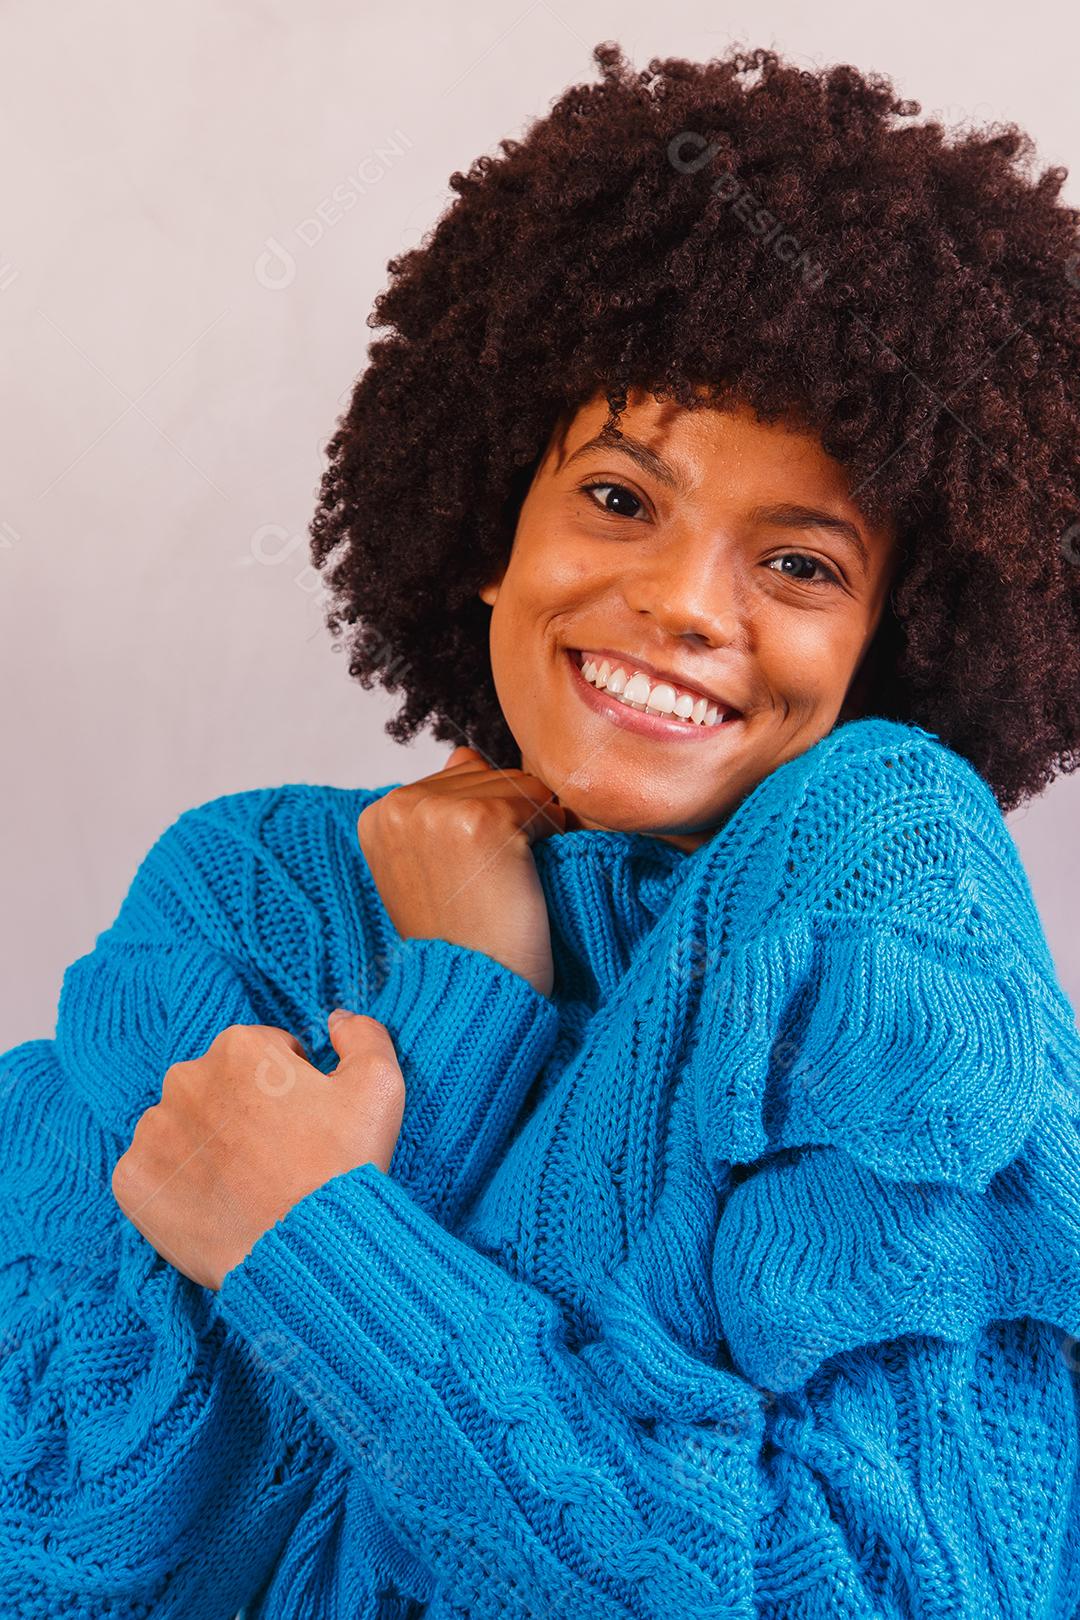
4 41 1080 1618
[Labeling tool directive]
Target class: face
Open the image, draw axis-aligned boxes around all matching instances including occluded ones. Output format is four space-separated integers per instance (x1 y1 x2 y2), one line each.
478 387 900 852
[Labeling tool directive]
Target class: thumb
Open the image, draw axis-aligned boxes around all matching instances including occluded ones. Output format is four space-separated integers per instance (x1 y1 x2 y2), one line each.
443 745 485 770
326 1010 405 1172
326 1007 397 1066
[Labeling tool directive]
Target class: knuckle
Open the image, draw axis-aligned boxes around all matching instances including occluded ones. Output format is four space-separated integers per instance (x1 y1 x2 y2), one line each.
454 804 486 839
444 797 497 841
412 794 444 830
366 1061 406 1108
268 1026 304 1054
214 1022 262 1057
160 1056 196 1094
356 801 380 846
361 792 419 852
132 1100 160 1133
110 1152 129 1196
210 1022 239 1054
211 1023 305 1083
111 1136 146 1202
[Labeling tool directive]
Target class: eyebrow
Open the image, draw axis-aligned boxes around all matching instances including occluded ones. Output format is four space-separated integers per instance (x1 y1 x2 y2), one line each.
562 430 872 577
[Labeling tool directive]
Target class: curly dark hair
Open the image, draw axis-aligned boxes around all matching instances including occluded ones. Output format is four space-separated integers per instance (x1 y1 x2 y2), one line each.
308 40 1080 813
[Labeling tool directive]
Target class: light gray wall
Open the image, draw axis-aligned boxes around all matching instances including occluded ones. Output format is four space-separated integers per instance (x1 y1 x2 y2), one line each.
2 0 1077 1048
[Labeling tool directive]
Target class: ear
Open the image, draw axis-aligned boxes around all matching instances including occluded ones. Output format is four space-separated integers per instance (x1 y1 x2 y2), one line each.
478 566 506 607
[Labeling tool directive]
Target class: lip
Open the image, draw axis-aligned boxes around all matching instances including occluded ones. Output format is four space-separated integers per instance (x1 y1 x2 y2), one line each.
564 647 745 742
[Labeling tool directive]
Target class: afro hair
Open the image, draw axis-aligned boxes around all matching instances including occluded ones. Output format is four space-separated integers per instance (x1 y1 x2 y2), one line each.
308 40 1080 813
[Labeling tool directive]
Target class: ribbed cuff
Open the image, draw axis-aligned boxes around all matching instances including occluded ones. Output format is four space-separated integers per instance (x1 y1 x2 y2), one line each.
360 936 561 1224
215 1160 528 1420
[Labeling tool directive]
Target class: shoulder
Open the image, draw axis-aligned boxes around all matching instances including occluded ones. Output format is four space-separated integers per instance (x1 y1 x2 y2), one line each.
789 718 1052 956
48 780 405 1145
709 715 1036 944
687 715 1080 1191
771 713 1001 855
787 712 1000 838
105 779 403 953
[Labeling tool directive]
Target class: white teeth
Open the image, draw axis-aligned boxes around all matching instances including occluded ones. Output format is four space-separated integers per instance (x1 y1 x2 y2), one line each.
644 683 678 715
578 653 729 727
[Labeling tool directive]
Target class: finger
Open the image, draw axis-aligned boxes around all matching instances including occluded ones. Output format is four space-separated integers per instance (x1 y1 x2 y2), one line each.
442 746 488 771
259 1026 308 1059
325 1012 405 1169
432 767 563 805
326 1008 397 1064
424 772 569 839
516 796 568 843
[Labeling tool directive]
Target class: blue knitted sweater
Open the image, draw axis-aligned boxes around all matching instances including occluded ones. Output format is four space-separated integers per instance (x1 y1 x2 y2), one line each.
3 716 1080 1617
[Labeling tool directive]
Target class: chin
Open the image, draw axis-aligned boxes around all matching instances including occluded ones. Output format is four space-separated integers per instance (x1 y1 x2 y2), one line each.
565 799 704 838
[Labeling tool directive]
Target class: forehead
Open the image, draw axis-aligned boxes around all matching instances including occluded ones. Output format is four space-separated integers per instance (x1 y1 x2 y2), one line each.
555 388 830 475
550 388 896 545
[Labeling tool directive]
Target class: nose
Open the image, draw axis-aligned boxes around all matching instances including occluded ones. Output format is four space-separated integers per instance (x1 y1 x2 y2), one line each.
622 529 744 647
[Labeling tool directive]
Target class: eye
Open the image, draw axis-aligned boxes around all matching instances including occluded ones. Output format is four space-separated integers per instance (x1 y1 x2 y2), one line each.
765 552 843 587
578 481 646 520
577 483 844 587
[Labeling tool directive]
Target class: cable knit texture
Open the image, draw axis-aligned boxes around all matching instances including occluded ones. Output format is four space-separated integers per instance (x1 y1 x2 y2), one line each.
2 716 1080 1617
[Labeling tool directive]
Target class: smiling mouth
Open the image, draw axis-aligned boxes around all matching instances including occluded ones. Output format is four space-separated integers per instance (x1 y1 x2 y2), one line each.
565 648 744 740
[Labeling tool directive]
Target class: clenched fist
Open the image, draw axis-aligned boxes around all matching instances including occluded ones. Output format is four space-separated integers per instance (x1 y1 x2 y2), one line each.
111 1011 406 1291
357 746 570 997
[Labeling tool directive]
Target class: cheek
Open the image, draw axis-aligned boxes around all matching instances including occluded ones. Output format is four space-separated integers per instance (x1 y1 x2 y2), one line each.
496 553 590 651
756 611 865 696
517 521 601 598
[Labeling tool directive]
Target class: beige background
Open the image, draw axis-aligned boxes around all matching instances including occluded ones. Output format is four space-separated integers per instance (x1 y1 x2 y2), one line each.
1 0 1077 1050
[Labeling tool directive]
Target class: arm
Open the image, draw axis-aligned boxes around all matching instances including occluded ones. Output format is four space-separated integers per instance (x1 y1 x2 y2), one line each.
0 814 340 1617
212 908 1080 1617
360 933 561 1227
150 777 564 1231
210 1152 1080 1617
0 782 561 1614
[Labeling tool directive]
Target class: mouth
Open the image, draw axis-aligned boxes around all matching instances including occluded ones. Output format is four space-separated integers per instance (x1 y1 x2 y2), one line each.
564 648 745 742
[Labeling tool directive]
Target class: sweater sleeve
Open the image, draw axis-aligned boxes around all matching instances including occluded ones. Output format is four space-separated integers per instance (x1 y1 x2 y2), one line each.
0 810 344 1616
157 778 563 1230
355 935 561 1228
212 908 1080 1614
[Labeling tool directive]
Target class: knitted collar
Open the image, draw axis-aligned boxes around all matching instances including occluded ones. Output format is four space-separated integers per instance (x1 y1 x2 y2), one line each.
527 737 802 1005
369 721 907 1014
531 825 702 1004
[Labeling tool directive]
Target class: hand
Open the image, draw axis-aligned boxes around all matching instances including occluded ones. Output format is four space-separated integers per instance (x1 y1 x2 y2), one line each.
111 1011 405 1291
357 745 568 997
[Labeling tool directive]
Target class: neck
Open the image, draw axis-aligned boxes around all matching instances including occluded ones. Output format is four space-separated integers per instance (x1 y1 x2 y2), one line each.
517 750 723 853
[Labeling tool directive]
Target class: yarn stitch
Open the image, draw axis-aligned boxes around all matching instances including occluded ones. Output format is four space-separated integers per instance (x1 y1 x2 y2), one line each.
1 715 1079 1617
